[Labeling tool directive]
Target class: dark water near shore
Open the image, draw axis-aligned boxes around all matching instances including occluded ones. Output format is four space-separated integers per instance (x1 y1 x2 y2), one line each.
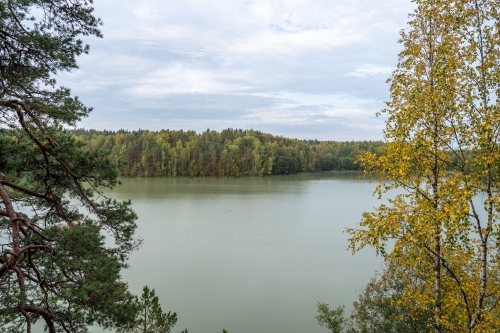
98 172 383 333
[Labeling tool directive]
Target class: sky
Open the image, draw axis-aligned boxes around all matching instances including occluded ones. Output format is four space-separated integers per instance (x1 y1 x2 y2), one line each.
58 0 415 140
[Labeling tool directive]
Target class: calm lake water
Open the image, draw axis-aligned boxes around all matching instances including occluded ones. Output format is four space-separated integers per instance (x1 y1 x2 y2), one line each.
100 172 383 333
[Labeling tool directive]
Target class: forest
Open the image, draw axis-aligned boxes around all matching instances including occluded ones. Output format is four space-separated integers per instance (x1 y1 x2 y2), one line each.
72 128 385 177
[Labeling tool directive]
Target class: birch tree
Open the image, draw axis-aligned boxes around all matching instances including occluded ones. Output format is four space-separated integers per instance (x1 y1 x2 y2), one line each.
349 0 500 332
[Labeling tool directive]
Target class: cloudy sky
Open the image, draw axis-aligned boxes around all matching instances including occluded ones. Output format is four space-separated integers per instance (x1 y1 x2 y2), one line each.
59 0 415 140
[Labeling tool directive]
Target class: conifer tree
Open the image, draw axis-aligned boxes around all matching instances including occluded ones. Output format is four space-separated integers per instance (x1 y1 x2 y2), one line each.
118 286 186 333
0 1 140 332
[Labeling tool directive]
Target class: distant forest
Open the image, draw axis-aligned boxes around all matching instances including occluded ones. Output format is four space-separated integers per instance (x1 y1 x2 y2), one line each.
72 129 385 177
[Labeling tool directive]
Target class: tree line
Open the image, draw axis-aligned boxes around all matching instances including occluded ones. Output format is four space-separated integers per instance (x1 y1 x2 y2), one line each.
72 128 385 177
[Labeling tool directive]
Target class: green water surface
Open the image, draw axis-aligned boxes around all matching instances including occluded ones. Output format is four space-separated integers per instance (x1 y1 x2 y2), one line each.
101 172 383 333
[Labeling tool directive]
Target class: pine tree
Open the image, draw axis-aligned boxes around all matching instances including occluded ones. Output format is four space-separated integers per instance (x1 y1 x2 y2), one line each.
1 1 140 332
118 286 186 333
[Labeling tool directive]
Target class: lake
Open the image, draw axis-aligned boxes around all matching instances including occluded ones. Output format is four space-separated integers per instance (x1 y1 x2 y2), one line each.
101 172 383 333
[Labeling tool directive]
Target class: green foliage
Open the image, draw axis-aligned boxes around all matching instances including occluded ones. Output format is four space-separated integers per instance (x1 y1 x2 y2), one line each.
349 260 432 333
0 1 142 332
72 128 385 177
118 286 186 333
316 303 351 333
318 259 432 333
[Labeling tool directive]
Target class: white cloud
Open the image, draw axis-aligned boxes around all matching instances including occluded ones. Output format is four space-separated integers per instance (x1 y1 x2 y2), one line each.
128 65 234 95
60 0 415 140
346 64 394 77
